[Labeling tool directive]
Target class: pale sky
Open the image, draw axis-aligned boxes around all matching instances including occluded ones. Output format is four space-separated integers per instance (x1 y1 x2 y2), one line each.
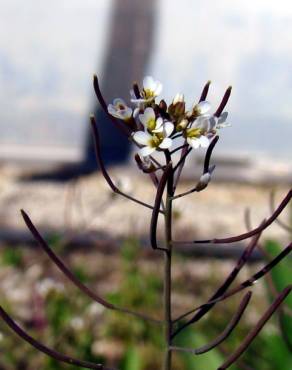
0 0 291 160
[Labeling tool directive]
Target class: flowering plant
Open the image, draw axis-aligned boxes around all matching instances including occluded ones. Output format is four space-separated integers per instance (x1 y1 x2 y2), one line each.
0 74 291 370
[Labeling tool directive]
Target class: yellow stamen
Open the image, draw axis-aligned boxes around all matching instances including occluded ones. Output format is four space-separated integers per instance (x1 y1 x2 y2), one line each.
147 118 156 131
187 128 202 138
149 133 163 148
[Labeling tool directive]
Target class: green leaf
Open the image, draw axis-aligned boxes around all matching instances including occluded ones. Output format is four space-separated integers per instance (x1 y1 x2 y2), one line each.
263 333 292 370
121 346 142 370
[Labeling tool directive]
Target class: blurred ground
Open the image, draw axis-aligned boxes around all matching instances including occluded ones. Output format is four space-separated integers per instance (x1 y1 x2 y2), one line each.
0 164 290 245
0 164 291 369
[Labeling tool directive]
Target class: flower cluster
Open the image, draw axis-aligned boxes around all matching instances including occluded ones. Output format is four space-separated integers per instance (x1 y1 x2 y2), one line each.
107 76 230 158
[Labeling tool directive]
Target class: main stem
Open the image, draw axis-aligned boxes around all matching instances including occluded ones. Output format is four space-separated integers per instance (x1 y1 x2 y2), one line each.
163 160 174 370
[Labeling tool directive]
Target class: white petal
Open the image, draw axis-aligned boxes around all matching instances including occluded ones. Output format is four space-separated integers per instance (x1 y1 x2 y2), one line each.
159 138 173 149
133 108 140 118
196 101 211 115
143 76 155 90
163 121 174 137
140 146 156 157
145 107 155 119
154 82 163 96
133 131 151 145
218 111 228 124
152 117 164 133
194 116 210 130
199 136 210 148
107 104 115 115
209 116 217 130
139 107 155 126
217 122 231 129
189 138 200 149
107 105 122 119
129 89 136 99
199 173 211 186
113 98 126 106
121 107 133 119
131 97 147 105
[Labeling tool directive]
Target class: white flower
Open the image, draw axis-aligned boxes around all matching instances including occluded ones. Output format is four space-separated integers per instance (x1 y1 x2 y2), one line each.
186 132 210 149
107 98 132 120
131 76 162 104
143 76 162 97
139 107 165 133
192 100 211 116
133 121 174 156
185 117 210 149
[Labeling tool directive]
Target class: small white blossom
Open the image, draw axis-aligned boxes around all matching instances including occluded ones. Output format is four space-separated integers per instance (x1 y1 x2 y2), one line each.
107 98 132 120
131 76 162 104
143 76 162 97
192 100 211 116
133 121 174 157
185 115 212 149
139 107 165 133
186 131 210 149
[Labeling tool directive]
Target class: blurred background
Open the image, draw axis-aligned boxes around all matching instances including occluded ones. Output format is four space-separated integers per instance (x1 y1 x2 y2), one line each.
0 1 291 369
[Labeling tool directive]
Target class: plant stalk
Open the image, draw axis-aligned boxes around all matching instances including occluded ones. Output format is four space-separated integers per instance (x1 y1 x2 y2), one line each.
163 159 174 370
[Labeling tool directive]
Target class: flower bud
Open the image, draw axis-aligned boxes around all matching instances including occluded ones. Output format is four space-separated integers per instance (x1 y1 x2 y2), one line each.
196 172 211 191
173 93 184 105
134 154 156 173
176 118 188 131
159 99 167 112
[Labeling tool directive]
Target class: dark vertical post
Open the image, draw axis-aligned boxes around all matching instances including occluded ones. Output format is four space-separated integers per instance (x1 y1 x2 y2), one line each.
84 0 156 169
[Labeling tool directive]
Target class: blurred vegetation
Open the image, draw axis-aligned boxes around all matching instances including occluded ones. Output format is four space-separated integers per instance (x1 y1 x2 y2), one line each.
0 238 291 369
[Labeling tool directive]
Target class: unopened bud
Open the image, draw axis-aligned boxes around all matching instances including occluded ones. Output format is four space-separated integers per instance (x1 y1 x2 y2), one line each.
134 154 156 173
176 118 188 131
159 99 167 112
196 172 211 191
173 93 184 105
132 82 141 99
